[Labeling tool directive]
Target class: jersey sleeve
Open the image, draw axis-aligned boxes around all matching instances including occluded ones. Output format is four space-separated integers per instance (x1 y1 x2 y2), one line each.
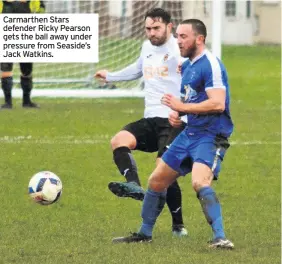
204 59 226 90
106 60 143 82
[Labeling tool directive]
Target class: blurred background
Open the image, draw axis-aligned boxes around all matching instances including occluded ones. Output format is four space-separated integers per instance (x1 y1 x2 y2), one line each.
0 2 280 263
10 0 282 91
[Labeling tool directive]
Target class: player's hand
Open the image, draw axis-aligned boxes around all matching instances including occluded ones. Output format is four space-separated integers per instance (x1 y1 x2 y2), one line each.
94 70 108 81
161 94 184 112
176 61 182 74
169 111 182 128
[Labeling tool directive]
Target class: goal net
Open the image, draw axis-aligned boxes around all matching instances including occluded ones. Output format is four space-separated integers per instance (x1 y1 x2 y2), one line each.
10 0 220 97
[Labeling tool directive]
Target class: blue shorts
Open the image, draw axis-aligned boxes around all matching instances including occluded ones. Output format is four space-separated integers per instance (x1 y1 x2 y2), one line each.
162 130 230 179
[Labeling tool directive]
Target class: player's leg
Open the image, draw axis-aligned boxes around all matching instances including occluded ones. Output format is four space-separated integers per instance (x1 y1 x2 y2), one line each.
109 130 143 199
20 63 38 108
0 3 14 109
191 135 234 249
166 180 188 236
113 130 190 243
109 118 157 200
112 159 179 243
157 122 187 236
111 130 139 184
1 63 13 109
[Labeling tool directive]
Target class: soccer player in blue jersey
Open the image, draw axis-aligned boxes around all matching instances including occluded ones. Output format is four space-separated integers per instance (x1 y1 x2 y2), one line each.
112 19 234 249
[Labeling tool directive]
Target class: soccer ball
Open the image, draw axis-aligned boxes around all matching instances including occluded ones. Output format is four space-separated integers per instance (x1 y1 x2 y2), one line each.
28 171 62 205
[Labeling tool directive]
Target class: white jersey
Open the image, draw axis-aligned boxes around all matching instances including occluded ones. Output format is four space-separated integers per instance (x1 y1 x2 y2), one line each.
106 35 185 119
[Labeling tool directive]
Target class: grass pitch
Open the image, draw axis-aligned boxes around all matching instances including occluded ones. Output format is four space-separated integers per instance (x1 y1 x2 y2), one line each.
0 45 280 263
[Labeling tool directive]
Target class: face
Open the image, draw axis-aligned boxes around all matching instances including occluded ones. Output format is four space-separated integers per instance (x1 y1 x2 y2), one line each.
176 24 204 60
145 17 171 46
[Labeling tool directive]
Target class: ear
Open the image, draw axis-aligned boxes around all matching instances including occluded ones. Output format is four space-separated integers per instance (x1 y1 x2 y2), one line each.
167 22 173 31
196 35 205 44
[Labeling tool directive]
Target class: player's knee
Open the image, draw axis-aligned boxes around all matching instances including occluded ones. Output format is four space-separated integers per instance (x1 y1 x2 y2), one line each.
192 162 213 192
110 131 136 150
191 180 201 192
148 176 160 191
111 135 131 150
1 71 13 78
148 174 167 192
110 135 120 150
192 178 211 192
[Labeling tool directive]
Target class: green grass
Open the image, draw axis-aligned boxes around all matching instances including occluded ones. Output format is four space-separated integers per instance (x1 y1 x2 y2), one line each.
0 45 280 263
11 44 281 90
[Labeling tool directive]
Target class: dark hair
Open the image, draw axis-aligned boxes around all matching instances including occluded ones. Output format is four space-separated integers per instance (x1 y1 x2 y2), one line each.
144 8 171 24
180 19 207 41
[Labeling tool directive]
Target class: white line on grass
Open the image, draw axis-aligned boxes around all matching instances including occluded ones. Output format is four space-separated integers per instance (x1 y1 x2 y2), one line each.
0 136 280 146
0 89 145 98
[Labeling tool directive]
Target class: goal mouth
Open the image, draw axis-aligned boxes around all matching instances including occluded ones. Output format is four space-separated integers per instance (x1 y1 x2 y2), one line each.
10 1 219 96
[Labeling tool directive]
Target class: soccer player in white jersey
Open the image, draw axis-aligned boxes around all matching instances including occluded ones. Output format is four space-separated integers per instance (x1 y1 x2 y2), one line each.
112 19 234 249
94 8 188 236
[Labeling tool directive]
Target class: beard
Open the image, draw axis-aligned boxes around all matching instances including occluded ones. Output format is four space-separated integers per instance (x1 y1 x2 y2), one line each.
181 40 197 60
149 28 167 46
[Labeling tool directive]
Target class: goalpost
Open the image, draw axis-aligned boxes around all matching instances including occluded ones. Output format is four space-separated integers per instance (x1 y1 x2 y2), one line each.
9 0 222 98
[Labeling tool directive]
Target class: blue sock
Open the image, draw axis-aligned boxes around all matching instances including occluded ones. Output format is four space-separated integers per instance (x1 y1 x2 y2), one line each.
197 187 225 239
139 189 167 237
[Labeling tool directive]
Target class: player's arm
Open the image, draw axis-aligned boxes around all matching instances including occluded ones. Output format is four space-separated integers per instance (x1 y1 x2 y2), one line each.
162 89 225 114
185 88 225 113
94 57 143 82
106 60 143 82
162 60 226 114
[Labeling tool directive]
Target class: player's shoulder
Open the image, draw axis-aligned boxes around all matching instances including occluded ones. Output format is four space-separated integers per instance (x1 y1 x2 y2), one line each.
202 50 225 67
167 35 178 45
141 39 152 50
182 59 191 71
196 50 226 74
139 39 154 56
167 35 181 52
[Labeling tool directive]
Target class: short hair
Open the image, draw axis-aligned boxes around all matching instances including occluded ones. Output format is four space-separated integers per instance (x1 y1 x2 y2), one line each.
144 8 171 24
180 19 207 41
